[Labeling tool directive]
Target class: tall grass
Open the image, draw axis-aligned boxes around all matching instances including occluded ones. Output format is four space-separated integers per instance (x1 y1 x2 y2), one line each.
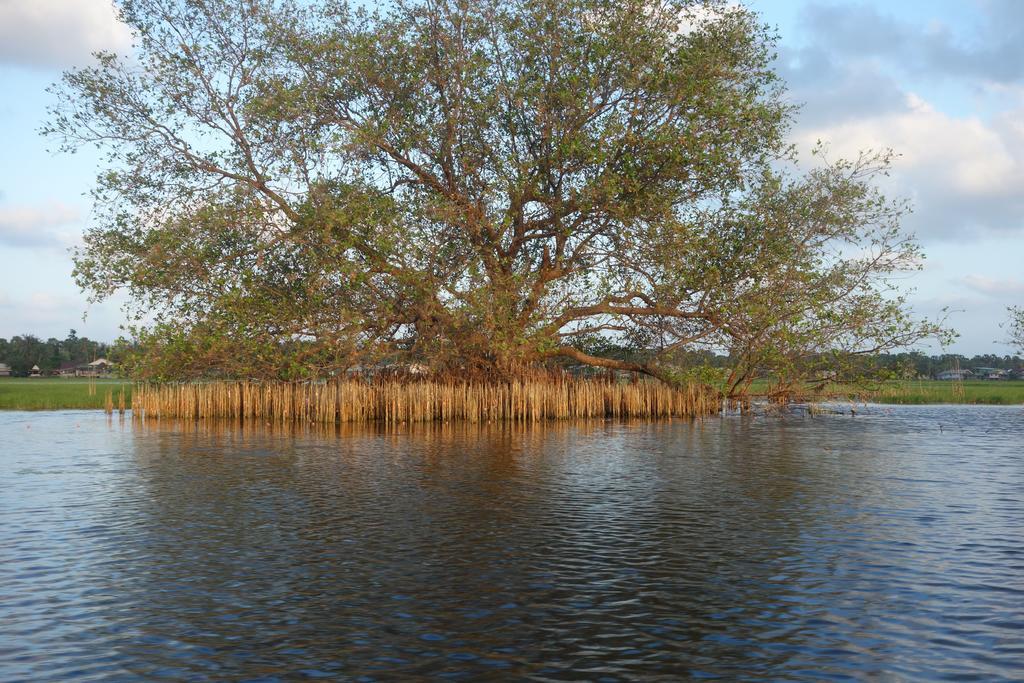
130 377 719 423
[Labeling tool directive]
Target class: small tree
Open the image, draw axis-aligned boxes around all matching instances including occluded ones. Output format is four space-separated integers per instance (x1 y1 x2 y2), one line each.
1009 307 1024 353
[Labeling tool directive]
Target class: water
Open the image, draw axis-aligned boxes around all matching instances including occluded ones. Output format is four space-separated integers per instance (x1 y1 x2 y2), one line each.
1 406 1022 681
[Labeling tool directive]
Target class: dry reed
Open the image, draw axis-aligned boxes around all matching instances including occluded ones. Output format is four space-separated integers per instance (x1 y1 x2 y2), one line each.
131 377 718 423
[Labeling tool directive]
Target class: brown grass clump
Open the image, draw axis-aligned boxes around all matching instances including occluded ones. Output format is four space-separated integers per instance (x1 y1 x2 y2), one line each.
131 376 718 423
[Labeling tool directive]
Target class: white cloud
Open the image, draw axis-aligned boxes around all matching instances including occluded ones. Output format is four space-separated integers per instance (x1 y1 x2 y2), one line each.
0 288 128 341
794 94 1024 240
18 291 81 317
796 0 1024 86
773 0 1024 245
798 94 1020 195
0 0 132 69
962 275 1024 297
0 202 82 249
1 293 85 338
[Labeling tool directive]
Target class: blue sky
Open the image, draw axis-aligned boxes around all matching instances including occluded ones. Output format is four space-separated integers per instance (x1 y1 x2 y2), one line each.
0 0 1022 355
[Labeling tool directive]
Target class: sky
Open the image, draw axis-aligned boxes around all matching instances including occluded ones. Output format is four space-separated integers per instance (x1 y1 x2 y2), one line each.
0 0 1022 355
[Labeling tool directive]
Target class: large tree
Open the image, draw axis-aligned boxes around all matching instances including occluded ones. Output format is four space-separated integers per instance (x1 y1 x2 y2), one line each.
47 0 943 390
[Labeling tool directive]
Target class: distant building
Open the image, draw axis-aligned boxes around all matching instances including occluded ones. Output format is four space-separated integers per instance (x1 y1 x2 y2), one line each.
935 370 970 381
86 358 114 375
0 363 10 377
29 365 42 378
972 367 1008 380
56 362 79 377
54 358 116 377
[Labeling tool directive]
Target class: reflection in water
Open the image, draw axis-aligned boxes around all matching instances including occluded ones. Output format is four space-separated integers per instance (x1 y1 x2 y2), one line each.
1 407 1023 680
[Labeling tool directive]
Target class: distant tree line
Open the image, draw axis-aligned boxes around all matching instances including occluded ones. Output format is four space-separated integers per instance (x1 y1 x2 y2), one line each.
0 330 117 377
3 328 1017 384
866 352 1022 379
572 340 1023 383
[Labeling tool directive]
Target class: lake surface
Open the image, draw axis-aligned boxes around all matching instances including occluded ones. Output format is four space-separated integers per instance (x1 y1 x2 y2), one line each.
1 406 1022 681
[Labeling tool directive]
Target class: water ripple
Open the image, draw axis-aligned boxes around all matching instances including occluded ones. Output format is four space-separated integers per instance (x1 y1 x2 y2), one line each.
1 407 1022 680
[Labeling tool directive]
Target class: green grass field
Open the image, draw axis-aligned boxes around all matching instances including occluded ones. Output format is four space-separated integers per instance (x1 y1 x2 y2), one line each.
0 378 133 410
826 379 1024 405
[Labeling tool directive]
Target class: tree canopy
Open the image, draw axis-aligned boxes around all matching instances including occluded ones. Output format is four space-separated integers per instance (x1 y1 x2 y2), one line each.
46 0 946 392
